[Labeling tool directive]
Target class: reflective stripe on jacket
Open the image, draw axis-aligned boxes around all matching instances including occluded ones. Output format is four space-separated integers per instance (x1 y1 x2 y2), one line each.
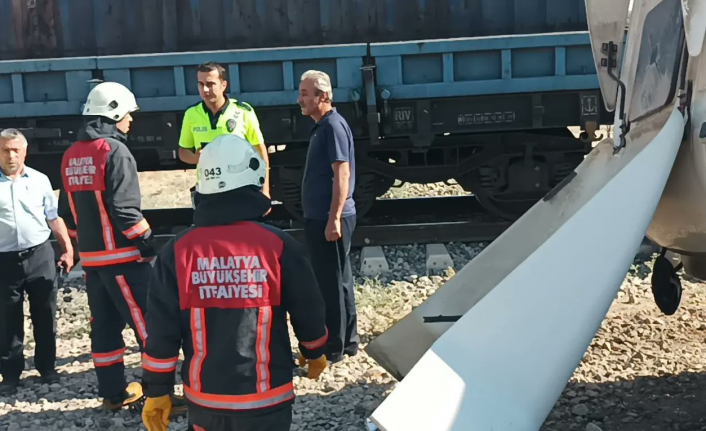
58 118 155 266
142 189 328 415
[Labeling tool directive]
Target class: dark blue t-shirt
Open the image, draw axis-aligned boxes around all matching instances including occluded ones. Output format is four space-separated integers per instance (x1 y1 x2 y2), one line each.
301 108 356 220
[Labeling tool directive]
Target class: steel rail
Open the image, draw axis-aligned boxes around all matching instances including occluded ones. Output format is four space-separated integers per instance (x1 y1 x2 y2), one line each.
285 220 511 248
49 219 511 263
141 195 489 234
48 196 513 264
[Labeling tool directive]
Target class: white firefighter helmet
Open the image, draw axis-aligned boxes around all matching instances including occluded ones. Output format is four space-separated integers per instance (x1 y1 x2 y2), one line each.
197 134 266 195
82 82 139 121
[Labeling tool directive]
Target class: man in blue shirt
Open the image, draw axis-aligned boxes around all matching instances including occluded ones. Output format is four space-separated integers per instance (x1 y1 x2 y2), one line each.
0 128 74 395
297 70 359 364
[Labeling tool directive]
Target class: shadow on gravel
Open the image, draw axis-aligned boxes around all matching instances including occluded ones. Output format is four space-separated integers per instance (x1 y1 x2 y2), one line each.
289 381 396 431
7 369 706 431
0 368 144 405
53 345 141 368
541 371 706 431
0 403 147 430
1 363 394 431
0 367 148 430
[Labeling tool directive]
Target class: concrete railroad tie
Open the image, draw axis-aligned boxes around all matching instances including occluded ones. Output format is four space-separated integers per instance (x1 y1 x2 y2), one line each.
69 245 457 280
360 244 454 277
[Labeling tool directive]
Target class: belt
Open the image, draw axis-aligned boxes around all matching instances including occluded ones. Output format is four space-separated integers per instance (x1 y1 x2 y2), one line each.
0 242 45 260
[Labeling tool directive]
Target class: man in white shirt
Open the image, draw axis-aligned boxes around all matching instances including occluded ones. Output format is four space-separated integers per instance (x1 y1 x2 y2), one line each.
0 128 73 395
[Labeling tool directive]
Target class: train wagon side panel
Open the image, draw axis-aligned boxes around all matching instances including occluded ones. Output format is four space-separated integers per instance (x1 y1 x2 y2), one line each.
0 0 588 60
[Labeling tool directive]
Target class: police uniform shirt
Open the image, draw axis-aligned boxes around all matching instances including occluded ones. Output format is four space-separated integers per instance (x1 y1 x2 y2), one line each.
179 98 264 153
0 166 58 252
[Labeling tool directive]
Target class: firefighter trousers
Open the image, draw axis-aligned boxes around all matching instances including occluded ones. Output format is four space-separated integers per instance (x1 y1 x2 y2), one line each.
188 404 293 431
85 261 150 399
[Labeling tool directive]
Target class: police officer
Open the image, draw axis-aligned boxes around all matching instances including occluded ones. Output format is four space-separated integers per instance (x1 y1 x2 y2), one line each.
177 62 271 206
140 134 329 431
58 82 186 414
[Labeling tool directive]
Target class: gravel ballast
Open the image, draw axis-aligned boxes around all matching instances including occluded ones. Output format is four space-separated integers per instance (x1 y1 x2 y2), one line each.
4 181 704 430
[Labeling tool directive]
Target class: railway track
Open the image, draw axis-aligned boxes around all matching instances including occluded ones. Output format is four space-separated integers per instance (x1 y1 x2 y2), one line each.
143 195 512 246
142 195 499 229
50 196 514 262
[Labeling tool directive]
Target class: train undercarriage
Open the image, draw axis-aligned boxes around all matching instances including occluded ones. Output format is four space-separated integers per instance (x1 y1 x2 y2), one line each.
265 128 592 221
5 88 609 223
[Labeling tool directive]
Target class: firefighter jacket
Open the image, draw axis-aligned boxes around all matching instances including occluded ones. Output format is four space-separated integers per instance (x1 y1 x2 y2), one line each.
58 117 156 267
142 187 329 415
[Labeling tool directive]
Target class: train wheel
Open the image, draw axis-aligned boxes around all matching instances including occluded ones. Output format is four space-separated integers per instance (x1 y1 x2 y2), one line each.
275 168 383 222
460 172 544 220
457 150 584 221
277 168 306 222
354 171 394 217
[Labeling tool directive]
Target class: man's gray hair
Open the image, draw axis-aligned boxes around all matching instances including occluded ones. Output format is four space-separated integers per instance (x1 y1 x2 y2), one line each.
301 70 333 102
0 128 28 148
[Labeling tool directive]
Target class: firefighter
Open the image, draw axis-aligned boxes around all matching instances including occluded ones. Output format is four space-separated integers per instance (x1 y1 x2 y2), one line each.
140 134 329 431
57 82 186 414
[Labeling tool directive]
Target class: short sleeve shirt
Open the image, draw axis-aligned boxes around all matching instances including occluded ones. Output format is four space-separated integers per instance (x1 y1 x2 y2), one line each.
179 98 264 182
179 99 264 151
0 165 57 251
301 108 356 220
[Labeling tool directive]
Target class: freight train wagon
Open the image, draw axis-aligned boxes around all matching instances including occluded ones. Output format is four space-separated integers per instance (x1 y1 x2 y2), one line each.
0 0 611 221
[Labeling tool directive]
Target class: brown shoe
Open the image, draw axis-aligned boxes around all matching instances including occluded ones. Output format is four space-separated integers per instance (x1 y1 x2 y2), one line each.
102 382 144 412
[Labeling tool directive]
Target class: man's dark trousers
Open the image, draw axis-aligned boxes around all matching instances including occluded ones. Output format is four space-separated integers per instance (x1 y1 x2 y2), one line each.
85 261 150 399
188 403 292 431
304 215 359 362
0 240 58 382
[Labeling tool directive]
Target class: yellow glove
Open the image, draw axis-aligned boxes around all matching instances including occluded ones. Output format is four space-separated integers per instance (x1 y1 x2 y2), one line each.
142 395 172 431
297 351 307 368
307 354 327 379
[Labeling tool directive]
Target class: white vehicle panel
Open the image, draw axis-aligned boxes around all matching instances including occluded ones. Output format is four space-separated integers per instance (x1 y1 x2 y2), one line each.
369 102 686 431
682 0 706 56
585 0 632 111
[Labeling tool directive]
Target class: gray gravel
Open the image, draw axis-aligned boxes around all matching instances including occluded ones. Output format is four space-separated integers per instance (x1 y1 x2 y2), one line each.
0 242 468 431
4 181 705 430
379 180 469 199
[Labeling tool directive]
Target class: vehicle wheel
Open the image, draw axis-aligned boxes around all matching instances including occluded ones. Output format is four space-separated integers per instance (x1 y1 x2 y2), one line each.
650 249 683 315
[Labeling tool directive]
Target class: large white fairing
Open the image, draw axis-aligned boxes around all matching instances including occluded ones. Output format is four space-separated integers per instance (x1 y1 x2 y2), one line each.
368 103 686 430
585 0 632 111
